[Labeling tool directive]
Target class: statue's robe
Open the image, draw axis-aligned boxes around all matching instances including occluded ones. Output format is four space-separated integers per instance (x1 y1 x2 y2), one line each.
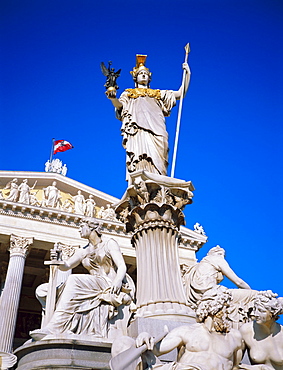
117 88 176 180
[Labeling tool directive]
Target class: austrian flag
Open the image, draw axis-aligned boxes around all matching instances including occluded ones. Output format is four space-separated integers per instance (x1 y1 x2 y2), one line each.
53 140 74 155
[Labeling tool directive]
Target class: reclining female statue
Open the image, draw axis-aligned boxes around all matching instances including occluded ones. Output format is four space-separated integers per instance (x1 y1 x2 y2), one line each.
183 245 257 327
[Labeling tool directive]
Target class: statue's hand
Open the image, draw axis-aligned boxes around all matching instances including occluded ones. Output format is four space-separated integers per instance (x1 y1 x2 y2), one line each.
182 62 190 74
50 248 60 261
110 279 122 295
136 332 154 350
105 88 117 99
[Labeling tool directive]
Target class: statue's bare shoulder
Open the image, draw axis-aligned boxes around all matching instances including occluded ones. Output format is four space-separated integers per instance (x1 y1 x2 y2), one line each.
229 327 244 345
239 322 252 337
106 237 120 250
166 323 206 342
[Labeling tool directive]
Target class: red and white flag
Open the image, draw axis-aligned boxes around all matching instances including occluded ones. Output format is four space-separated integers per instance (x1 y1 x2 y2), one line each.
53 140 74 155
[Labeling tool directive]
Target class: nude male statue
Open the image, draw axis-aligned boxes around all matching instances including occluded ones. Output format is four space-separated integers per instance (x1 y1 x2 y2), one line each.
111 286 244 370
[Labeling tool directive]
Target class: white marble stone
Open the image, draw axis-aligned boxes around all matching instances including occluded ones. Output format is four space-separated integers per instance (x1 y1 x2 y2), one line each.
0 235 33 362
239 291 283 370
30 220 135 341
72 190 85 215
111 287 244 370
183 245 257 327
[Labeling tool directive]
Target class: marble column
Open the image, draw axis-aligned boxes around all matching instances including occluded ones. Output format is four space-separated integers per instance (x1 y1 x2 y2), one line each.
115 171 195 321
131 204 190 318
0 234 33 368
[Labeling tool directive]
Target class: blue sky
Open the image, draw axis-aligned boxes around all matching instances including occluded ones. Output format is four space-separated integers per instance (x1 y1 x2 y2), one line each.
1 0 283 319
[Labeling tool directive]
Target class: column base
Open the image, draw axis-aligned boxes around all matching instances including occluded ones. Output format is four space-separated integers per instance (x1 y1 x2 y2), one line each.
0 351 17 370
135 301 195 321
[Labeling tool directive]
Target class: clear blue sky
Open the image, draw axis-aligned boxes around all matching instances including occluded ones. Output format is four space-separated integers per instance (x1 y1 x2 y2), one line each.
1 0 283 319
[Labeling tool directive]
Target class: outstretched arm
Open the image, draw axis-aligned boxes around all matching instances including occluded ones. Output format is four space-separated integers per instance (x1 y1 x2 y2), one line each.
232 337 246 370
174 62 191 99
108 97 123 109
58 248 85 271
136 328 183 356
155 330 183 355
219 259 251 289
106 90 123 109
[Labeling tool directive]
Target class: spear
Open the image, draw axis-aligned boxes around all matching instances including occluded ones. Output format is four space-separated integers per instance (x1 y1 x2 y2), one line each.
170 43 190 178
48 138 55 169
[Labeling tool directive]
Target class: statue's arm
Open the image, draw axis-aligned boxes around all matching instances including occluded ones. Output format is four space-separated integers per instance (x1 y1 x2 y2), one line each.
108 97 123 109
108 239 127 294
232 336 246 369
154 328 183 355
136 330 182 356
174 62 191 99
219 259 251 289
58 249 84 271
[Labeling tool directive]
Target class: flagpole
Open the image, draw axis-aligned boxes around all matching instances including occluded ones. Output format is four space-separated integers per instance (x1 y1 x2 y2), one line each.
170 43 190 178
49 138 55 164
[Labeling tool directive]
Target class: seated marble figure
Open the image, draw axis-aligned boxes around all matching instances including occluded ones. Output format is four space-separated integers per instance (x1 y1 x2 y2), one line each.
30 219 134 341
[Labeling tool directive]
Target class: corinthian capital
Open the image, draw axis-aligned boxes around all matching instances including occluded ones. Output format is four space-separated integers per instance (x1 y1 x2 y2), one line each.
9 234 33 257
115 171 194 231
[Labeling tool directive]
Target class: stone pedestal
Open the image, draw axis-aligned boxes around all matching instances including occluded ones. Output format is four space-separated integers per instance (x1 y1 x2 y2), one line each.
116 171 195 321
0 234 33 368
128 316 196 363
14 339 112 370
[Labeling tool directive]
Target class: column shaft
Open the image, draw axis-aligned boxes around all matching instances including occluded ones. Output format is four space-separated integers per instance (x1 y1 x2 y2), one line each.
0 234 33 362
133 221 190 319
0 255 26 353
